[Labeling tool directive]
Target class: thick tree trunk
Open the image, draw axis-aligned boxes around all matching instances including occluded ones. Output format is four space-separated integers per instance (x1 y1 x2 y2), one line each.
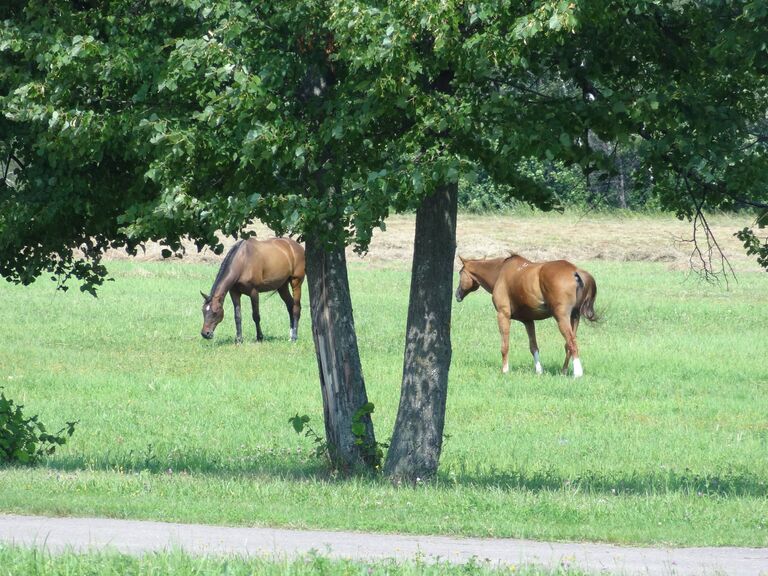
304 232 377 472
384 182 458 482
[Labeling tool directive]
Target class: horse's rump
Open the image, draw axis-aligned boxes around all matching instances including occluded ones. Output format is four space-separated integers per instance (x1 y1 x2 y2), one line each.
574 269 597 322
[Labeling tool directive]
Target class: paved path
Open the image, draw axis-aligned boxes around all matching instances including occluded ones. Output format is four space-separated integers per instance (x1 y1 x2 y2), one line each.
1 514 767 575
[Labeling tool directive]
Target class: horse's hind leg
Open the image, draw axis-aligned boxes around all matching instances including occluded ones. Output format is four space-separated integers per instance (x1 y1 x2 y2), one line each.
523 320 543 375
554 310 582 378
277 283 296 341
570 312 582 376
230 291 243 344
249 291 264 342
290 276 303 341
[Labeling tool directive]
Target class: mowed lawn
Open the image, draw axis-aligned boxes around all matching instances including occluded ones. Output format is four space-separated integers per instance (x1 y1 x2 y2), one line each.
1 250 767 546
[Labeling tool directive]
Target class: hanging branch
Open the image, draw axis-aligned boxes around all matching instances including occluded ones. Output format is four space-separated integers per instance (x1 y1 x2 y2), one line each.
680 175 736 286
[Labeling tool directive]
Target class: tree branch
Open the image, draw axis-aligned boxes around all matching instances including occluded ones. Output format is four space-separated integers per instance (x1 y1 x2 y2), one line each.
9 153 24 170
681 175 736 285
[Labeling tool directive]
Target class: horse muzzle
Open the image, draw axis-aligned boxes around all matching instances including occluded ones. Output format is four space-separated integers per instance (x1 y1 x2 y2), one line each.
200 330 214 340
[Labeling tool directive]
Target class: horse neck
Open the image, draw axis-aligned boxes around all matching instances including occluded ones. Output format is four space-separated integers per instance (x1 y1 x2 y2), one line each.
468 258 506 292
210 272 235 301
210 243 244 300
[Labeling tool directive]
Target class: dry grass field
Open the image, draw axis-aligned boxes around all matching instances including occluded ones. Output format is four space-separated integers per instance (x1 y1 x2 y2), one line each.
102 211 763 275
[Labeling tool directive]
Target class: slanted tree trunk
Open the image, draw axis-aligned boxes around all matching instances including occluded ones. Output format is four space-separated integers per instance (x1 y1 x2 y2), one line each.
305 232 377 472
384 182 458 482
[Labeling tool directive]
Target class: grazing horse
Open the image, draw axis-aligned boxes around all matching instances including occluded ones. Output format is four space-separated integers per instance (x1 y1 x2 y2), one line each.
200 237 305 343
455 254 597 377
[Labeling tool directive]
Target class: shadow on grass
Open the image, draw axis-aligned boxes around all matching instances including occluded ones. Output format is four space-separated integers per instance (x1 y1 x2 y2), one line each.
202 334 291 346
45 447 329 481
437 464 768 498
40 450 768 498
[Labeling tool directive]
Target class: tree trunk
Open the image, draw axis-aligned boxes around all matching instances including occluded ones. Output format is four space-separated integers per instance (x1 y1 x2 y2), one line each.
384 182 458 483
304 232 377 472
616 154 628 209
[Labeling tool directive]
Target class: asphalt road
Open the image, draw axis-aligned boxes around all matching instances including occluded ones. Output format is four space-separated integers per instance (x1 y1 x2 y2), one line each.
2 514 768 575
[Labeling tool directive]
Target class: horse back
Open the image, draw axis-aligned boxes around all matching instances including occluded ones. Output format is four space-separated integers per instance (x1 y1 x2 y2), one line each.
239 238 305 290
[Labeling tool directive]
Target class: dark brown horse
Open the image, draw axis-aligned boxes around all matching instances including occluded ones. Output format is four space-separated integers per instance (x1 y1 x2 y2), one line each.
456 254 597 377
201 237 305 343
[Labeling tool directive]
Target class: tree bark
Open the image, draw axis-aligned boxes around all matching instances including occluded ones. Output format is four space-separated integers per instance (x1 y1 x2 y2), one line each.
617 154 628 209
384 182 458 482
304 232 377 472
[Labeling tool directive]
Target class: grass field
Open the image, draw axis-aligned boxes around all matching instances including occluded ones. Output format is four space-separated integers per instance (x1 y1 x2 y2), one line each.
0 546 589 576
1 213 767 548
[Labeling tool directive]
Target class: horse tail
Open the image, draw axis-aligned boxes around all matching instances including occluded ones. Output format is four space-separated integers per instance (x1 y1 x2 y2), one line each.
574 269 598 322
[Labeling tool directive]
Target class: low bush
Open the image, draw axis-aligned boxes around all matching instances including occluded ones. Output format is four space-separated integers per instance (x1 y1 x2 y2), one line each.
0 389 77 464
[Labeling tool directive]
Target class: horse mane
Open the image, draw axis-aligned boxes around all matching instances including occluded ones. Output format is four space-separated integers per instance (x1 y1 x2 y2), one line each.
210 240 245 297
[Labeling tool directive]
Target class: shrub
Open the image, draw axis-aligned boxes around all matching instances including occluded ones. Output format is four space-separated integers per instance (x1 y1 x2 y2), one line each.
0 389 77 464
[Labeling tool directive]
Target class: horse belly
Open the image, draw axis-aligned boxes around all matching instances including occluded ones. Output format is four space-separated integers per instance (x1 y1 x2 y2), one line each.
240 278 284 293
512 305 551 322
509 274 550 321
257 259 293 287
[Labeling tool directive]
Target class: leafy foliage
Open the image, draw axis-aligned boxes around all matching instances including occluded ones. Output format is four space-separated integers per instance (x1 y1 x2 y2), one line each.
0 389 77 464
735 209 768 271
289 414 329 462
3 0 768 288
290 405 387 471
351 402 387 470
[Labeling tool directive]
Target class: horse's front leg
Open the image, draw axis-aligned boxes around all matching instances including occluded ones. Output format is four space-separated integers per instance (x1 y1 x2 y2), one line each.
230 291 243 344
496 310 512 374
249 290 264 342
523 320 543 375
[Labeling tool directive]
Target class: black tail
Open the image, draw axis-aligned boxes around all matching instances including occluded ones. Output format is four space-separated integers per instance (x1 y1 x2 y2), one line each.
574 270 598 322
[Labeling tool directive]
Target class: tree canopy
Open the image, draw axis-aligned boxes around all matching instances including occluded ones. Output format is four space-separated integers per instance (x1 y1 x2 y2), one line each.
2 1 767 288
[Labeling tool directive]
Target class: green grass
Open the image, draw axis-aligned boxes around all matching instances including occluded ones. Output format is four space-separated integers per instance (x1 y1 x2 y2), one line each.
0 546 589 576
1 258 767 547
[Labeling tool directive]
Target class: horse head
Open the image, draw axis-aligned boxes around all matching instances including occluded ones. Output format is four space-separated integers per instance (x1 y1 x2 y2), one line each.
455 256 480 302
200 291 224 339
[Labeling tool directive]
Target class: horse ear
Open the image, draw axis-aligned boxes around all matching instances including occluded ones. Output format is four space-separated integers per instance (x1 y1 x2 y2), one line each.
200 291 210 301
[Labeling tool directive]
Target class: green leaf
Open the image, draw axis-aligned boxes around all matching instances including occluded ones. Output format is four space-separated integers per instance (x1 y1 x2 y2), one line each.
289 414 310 434
351 422 366 436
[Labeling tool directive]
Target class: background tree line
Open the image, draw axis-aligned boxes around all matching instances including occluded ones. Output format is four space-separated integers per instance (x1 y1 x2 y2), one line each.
458 140 655 213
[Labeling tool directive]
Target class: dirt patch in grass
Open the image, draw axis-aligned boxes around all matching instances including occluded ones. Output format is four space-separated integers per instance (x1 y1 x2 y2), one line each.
102 211 763 273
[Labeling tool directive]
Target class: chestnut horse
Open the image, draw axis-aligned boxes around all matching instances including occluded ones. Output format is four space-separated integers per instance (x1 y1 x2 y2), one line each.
456 254 597 377
201 237 305 343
